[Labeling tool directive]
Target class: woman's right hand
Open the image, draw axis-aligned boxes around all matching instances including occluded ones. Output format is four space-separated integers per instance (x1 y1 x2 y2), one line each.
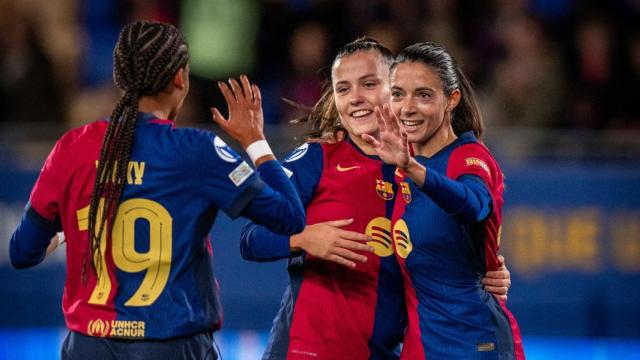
290 219 374 268
211 75 265 149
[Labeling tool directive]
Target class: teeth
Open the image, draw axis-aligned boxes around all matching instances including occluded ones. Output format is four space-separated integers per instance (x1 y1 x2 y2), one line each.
351 110 372 118
401 120 423 127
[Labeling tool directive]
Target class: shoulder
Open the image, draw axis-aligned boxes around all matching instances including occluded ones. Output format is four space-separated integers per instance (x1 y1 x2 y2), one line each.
448 140 501 182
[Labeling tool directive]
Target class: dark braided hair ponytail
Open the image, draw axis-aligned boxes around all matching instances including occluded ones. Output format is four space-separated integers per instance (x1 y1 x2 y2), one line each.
85 21 188 282
295 37 393 140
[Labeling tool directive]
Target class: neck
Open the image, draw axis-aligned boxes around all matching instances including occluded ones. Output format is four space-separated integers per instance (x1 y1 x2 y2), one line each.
138 94 176 120
413 118 457 157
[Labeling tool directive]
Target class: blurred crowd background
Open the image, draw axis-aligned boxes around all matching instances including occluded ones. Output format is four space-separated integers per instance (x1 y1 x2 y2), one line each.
1 0 639 148
1 0 640 359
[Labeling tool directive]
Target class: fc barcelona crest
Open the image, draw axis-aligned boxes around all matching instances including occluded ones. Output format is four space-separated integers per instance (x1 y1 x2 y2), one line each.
375 179 394 201
400 182 412 203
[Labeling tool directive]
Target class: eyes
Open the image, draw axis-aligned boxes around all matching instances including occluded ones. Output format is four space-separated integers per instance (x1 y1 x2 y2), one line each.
334 80 380 95
391 88 433 101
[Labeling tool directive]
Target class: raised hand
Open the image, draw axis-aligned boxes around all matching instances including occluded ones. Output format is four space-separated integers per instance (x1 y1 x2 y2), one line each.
482 255 511 301
211 75 265 149
290 219 374 269
361 104 411 169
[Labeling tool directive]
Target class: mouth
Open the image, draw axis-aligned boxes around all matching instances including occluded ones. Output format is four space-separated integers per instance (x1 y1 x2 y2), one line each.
350 109 373 119
400 119 424 131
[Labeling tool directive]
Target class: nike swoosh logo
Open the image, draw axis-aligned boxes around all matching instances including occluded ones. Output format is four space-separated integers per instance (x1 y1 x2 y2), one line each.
337 164 361 172
395 167 404 177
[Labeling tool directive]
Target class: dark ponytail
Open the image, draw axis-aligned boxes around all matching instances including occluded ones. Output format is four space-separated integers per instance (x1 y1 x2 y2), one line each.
85 21 188 282
393 42 484 139
294 37 393 141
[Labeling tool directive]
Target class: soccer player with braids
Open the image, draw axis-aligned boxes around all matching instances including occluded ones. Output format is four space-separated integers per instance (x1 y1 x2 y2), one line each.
239 38 513 359
9 21 304 359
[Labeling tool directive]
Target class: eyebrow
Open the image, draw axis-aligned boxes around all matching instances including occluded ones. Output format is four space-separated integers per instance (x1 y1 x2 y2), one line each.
335 74 379 85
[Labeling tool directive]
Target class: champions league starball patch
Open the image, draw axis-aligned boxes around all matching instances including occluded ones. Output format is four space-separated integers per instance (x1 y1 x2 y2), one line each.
285 143 309 162
214 136 240 163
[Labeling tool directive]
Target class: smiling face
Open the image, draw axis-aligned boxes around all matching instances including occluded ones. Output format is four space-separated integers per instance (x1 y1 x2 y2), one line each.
332 50 390 139
390 61 460 145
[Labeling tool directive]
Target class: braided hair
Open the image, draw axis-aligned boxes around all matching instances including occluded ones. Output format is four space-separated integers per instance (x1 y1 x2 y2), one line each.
295 37 393 140
85 21 188 282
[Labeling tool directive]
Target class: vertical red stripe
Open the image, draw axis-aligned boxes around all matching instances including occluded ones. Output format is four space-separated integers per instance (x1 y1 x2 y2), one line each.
500 300 526 359
392 173 426 360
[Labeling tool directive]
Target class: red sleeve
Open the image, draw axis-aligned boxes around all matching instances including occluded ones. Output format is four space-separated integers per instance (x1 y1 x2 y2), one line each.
447 143 499 189
29 140 63 221
448 143 505 271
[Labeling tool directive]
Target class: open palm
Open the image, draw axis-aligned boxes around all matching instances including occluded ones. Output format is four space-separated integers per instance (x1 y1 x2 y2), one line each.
362 104 411 168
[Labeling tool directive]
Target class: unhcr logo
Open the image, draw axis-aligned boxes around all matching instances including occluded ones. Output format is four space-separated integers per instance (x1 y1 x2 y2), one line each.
87 319 110 337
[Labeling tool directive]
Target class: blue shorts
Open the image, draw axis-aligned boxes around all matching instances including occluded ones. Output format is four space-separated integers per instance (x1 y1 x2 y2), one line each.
61 330 219 360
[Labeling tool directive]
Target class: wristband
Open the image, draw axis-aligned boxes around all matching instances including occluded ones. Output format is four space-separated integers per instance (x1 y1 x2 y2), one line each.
246 140 273 164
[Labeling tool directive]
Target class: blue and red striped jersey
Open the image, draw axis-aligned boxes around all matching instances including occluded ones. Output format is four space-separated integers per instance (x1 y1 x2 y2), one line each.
259 139 407 360
23 112 303 340
391 131 524 359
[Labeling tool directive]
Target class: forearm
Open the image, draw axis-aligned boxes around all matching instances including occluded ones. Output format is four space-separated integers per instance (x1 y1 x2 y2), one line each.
420 173 492 223
10 206 58 269
242 160 306 235
240 222 296 262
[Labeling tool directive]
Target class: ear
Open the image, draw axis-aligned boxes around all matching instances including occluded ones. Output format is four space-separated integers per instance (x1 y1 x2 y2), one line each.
173 68 186 90
447 89 461 112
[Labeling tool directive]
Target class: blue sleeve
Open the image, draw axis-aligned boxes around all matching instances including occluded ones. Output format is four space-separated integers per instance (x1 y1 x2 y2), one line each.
240 143 323 262
240 160 306 236
420 172 492 223
9 204 59 269
191 132 304 235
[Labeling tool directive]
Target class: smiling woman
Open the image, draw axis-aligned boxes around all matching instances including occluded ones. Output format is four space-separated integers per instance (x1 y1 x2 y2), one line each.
364 41 525 359
239 38 513 360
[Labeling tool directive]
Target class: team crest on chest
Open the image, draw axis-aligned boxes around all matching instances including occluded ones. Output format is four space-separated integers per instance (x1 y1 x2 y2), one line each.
400 182 411 203
375 179 394 201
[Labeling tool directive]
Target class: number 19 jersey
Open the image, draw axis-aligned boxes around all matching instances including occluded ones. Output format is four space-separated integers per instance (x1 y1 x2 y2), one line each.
28 113 265 339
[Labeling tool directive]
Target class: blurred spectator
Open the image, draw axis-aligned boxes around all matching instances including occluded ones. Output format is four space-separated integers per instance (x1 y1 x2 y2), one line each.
563 15 616 128
483 13 565 128
0 3 64 124
279 22 330 123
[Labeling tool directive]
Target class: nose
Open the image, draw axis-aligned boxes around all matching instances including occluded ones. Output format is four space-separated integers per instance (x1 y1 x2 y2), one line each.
349 87 365 106
402 96 417 116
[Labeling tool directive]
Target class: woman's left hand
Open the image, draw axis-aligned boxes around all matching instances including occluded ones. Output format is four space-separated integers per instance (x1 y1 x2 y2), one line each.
361 104 411 169
482 255 511 301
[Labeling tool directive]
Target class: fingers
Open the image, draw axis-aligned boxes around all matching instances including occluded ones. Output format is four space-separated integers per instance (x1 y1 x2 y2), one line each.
334 247 368 264
484 269 509 279
227 78 244 102
327 254 357 269
488 290 508 301
497 254 506 269
482 277 511 288
324 218 355 227
239 74 253 102
336 238 374 253
337 230 371 242
210 107 228 129
484 285 508 296
218 81 237 107
361 134 381 147
374 106 387 133
252 83 262 107
383 104 400 136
